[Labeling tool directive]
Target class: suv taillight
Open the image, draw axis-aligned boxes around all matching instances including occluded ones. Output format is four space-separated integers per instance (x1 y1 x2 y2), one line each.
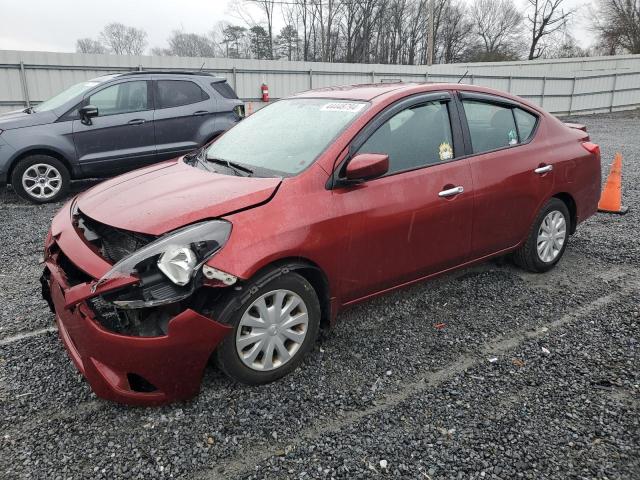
582 141 600 158
233 105 245 119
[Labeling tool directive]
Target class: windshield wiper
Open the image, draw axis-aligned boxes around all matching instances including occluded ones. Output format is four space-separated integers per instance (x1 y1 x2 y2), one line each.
207 157 254 177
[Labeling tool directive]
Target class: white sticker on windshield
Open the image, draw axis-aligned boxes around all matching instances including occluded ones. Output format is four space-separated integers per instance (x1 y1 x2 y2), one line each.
320 102 366 113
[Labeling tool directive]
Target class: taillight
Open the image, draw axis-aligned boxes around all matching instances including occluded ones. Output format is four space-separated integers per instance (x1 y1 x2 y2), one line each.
582 141 600 158
233 105 245 119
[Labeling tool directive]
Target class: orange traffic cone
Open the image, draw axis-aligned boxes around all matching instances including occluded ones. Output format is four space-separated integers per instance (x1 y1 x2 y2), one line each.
598 152 628 214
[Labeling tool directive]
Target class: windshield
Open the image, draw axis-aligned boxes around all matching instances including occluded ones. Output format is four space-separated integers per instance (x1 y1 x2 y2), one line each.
33 76 114 113
205 98 368 175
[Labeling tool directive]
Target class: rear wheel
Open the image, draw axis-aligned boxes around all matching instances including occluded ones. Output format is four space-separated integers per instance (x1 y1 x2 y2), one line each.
513 198 570 273
213 271 320 385
11 155 70 204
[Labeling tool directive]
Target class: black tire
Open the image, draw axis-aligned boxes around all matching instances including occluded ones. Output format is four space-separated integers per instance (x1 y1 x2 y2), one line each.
513 198 571 273
11 155 70 204
213 271 321 385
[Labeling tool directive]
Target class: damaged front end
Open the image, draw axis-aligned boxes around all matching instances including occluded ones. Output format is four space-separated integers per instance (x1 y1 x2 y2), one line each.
76 211 235 336
41 200 239 405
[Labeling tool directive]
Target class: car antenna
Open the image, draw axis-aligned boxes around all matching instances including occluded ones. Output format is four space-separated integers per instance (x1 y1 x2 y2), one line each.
199 62 205 71
457 70 469 84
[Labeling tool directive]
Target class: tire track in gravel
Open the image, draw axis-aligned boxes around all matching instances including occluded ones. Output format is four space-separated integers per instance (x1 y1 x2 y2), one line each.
193 274 640 480
0 326 57 346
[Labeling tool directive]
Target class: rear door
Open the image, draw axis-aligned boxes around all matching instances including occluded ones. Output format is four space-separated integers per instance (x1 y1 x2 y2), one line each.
72 80 155 176
457 92 553 258
153 79 214 159
334 93 474 303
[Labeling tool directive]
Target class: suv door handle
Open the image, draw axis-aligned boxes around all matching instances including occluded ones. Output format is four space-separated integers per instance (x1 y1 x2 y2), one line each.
128 119 146 125
193 110 209 116
438 186 464 197
534 165 553 174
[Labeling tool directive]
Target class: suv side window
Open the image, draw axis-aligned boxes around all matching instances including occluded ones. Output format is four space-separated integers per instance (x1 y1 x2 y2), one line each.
88 81 148 116
211 81 238 99
357 101 455 174
462 100 519 153
156 80 209 108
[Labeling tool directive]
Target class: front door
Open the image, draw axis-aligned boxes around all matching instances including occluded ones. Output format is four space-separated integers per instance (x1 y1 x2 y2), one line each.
334 95 474 303
73 80 155 176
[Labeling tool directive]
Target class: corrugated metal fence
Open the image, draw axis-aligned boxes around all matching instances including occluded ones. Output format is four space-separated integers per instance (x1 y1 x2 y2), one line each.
1 49 639 115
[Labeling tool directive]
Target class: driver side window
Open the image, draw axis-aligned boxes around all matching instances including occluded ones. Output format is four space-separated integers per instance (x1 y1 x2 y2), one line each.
357 101 454 175
88 81 149 116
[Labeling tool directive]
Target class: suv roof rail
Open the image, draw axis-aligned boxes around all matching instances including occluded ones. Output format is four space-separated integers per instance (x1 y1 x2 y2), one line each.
118 70 219 77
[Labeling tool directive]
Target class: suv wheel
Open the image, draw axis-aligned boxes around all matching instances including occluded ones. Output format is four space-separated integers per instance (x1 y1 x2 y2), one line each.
11 155 70 204
213 271 321 385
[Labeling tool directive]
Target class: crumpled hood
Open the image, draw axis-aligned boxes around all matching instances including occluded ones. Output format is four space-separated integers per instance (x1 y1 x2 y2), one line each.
76 159 281 235
0 110 57 130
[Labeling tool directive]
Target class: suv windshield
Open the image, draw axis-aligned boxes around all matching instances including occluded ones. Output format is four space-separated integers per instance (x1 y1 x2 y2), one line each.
205 98 368 176
33 76 116 113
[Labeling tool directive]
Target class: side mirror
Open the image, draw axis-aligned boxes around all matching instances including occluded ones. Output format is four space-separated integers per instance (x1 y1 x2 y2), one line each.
344 153 389 182
79 105 99 125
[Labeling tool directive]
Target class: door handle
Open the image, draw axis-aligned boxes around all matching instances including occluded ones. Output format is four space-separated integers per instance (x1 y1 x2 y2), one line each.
438 186 464 198
193 110 209 116
128 119 146 125
534 165 553 174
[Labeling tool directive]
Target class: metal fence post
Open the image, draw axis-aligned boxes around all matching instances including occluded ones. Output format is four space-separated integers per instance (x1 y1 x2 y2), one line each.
568 77 576 116
371 71 375 83
610 73 618 113
541 76 547 108
309 69 313 89
508 75 512 93
232 67 237 91
470 74 474 85
425 71 429 83
138 64 143 71
19 61 31 108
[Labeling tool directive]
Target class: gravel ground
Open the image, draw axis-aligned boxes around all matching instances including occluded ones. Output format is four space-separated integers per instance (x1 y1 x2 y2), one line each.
0 109 639 479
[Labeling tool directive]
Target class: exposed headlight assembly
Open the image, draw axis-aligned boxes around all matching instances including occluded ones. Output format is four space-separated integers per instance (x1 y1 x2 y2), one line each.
96 220 232 289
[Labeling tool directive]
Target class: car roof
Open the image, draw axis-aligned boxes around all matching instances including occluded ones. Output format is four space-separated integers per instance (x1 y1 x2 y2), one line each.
291 82 544 113
292 83 410 101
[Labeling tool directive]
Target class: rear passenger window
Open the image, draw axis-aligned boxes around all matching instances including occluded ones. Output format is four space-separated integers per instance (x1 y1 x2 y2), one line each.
156 80 208 108
357 101 454 174
514 108 537 142
462 100 518 153
211 81 238 99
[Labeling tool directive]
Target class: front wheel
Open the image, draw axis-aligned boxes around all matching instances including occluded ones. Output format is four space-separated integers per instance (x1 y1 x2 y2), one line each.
513 198 570 273
11 155 70 204
214 271 321 385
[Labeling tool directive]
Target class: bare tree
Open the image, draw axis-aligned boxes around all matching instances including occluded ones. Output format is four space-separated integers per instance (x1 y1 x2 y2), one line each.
162 31 216 57
437 0 473 63
248 0 276 59
76 38 107 54
469 0 524 60
99 23 148 55
221 25 249 58
592 0 640 54
526 0 575 60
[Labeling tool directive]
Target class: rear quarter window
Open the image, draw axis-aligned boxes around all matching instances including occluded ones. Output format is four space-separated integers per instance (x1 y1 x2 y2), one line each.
211 81 238 99
514 108 538 142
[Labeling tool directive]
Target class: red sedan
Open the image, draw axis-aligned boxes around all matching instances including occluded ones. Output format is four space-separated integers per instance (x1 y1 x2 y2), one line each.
41 83 601 405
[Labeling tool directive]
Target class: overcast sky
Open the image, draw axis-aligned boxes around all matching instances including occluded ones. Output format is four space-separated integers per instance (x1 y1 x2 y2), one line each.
0 0 594 54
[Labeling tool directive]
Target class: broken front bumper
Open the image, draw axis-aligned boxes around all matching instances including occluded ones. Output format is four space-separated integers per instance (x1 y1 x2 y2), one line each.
42 200 232 406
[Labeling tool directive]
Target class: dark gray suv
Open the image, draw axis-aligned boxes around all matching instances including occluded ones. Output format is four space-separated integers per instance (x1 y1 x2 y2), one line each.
0 71 244 203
